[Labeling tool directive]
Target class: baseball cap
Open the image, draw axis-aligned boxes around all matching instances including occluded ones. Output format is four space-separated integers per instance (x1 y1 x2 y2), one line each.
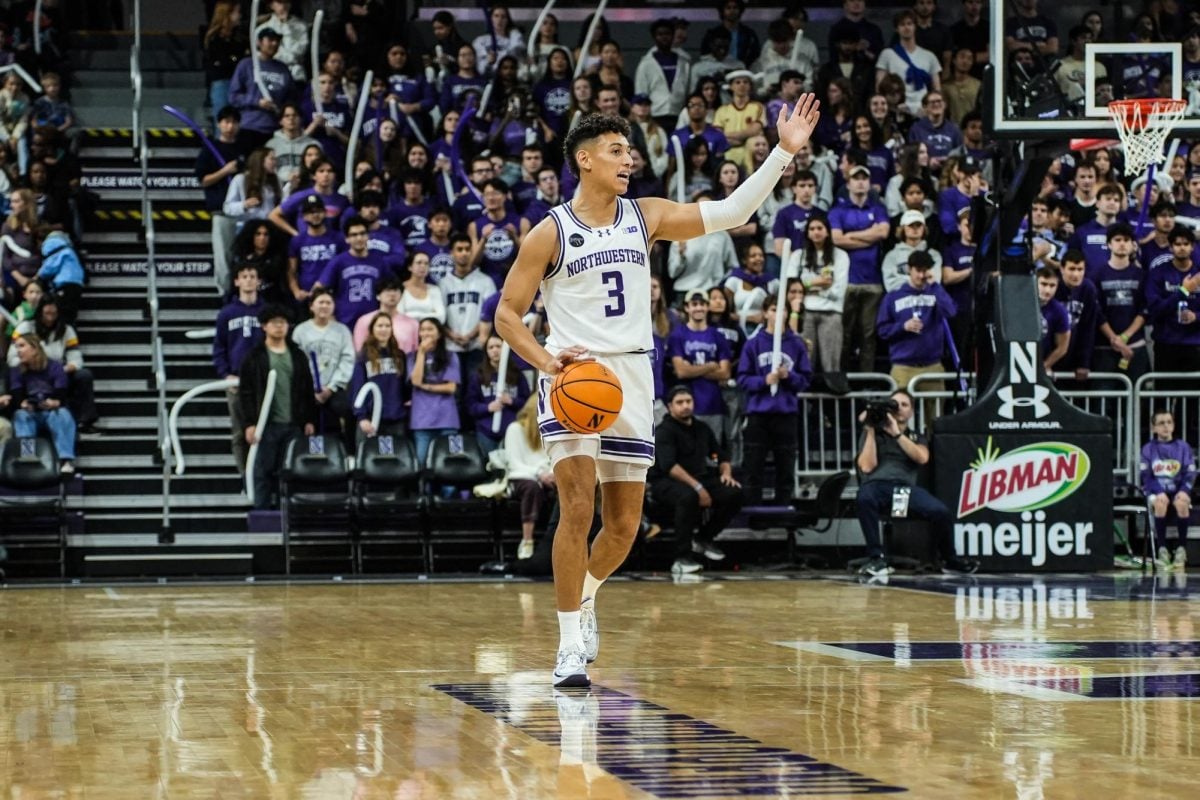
959 155 981 173
685 290 709 304
631 93 651 106
848 164 871 179
300 194 325 213
900 209 926 227
257 26 283 40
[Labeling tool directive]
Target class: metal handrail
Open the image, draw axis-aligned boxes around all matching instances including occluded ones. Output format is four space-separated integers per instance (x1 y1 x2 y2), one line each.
131 0 142 158
129 0 170 536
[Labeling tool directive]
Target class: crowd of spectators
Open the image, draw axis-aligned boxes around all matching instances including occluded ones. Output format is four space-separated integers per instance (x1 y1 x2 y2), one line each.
197 1 1200 557
0 3 93 472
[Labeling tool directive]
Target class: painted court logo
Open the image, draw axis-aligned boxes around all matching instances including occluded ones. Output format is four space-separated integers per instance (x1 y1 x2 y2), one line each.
957 439 1089 517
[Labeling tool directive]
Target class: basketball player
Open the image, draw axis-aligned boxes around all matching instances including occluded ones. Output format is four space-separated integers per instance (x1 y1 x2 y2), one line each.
495 96 821 687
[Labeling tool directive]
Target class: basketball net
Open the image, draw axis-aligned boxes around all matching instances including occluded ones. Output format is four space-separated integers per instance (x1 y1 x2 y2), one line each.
1107 98 1188 175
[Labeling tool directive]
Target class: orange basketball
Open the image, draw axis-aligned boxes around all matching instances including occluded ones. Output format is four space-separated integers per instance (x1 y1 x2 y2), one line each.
550 361 623 434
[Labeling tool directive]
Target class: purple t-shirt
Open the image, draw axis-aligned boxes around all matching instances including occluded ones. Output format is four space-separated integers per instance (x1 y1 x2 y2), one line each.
389 199 436 247
667 325 732 415
366 225 409 268
287 228 345 291
670 126 729 161
1093 263 1147 344
278 189 350 236
317 249 397 327
1039 298 1070 356
415 239 455 284
829 196 888 285
942 240 975 309
472 212 522 283
407 350 461 429
772 204 813 252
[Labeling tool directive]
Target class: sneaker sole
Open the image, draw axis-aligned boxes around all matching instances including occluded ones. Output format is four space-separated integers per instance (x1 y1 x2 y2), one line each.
553 672 591 688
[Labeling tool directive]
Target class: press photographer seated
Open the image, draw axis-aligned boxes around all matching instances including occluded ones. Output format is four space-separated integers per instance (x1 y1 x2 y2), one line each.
854 389 977 578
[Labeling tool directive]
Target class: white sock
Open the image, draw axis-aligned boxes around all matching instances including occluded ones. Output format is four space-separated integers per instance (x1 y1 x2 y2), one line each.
558 610 584 651
581 572 605 606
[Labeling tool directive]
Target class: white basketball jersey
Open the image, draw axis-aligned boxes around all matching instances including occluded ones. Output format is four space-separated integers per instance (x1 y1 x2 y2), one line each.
542 198 653 354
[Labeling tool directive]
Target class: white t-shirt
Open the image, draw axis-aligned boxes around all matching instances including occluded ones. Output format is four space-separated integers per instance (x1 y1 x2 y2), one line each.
876 45 941 114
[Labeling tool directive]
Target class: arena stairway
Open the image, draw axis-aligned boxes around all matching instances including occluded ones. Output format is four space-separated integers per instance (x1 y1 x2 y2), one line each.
58 32 267 577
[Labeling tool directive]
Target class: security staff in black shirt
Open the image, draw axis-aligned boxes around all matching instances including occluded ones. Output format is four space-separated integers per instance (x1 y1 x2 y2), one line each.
650 385 744 575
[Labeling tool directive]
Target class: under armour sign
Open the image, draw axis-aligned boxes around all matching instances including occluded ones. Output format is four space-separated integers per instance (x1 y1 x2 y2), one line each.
996 385 1051 420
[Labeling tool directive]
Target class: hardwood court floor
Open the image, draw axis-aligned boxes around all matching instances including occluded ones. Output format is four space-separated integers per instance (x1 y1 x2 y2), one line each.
2 573 1200 798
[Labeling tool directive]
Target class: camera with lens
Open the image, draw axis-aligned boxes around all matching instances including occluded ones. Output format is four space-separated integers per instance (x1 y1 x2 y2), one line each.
863 399 899 428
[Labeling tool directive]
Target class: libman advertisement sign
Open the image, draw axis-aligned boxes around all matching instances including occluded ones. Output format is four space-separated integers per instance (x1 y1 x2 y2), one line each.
949 438 1106 570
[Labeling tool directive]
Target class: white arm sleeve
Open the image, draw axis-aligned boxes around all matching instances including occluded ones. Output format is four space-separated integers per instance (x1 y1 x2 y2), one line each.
698 146 794 233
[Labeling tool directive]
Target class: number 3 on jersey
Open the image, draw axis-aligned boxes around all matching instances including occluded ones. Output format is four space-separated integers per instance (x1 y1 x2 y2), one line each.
601 271 625 318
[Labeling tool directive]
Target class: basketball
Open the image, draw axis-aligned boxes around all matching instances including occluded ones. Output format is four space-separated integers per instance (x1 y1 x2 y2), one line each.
550 361 623 434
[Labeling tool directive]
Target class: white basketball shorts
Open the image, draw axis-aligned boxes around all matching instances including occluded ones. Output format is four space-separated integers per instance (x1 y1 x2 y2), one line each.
536 351 655 467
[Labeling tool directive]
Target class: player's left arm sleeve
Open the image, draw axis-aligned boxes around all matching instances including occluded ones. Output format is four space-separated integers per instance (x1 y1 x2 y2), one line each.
699 146 792 233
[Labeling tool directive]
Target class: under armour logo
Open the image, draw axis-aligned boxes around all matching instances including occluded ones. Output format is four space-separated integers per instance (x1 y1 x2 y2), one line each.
997 386 1051 420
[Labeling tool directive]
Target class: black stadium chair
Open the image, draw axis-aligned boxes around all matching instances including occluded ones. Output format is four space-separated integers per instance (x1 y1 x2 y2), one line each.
279 435 352 573
0 436 68 577
753 470 852 570
424 433 500 570
352 434 428 572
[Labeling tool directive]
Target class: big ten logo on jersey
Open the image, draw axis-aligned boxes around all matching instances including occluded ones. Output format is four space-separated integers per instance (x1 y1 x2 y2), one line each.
992 342 1056 430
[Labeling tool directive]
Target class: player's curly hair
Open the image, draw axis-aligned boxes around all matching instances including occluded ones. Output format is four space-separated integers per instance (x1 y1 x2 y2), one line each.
563 113 632 178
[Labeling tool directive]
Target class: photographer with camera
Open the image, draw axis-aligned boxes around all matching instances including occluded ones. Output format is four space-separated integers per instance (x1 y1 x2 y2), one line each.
854 389 978 577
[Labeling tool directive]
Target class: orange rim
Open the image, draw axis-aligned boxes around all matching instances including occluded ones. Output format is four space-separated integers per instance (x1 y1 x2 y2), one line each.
1108 98 1188 130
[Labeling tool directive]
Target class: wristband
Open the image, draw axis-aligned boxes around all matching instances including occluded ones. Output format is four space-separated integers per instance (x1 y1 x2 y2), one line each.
693 482 703 493
1119 332 1130 343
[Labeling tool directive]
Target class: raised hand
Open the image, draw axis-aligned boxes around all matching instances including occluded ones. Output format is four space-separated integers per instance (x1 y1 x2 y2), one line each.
776 93 821 156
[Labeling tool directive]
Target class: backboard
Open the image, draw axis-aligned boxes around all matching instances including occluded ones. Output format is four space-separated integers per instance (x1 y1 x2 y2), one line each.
989 1 1200 140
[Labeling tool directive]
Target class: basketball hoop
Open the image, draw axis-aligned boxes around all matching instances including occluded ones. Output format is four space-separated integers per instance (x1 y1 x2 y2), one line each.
1108 98 1188 175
